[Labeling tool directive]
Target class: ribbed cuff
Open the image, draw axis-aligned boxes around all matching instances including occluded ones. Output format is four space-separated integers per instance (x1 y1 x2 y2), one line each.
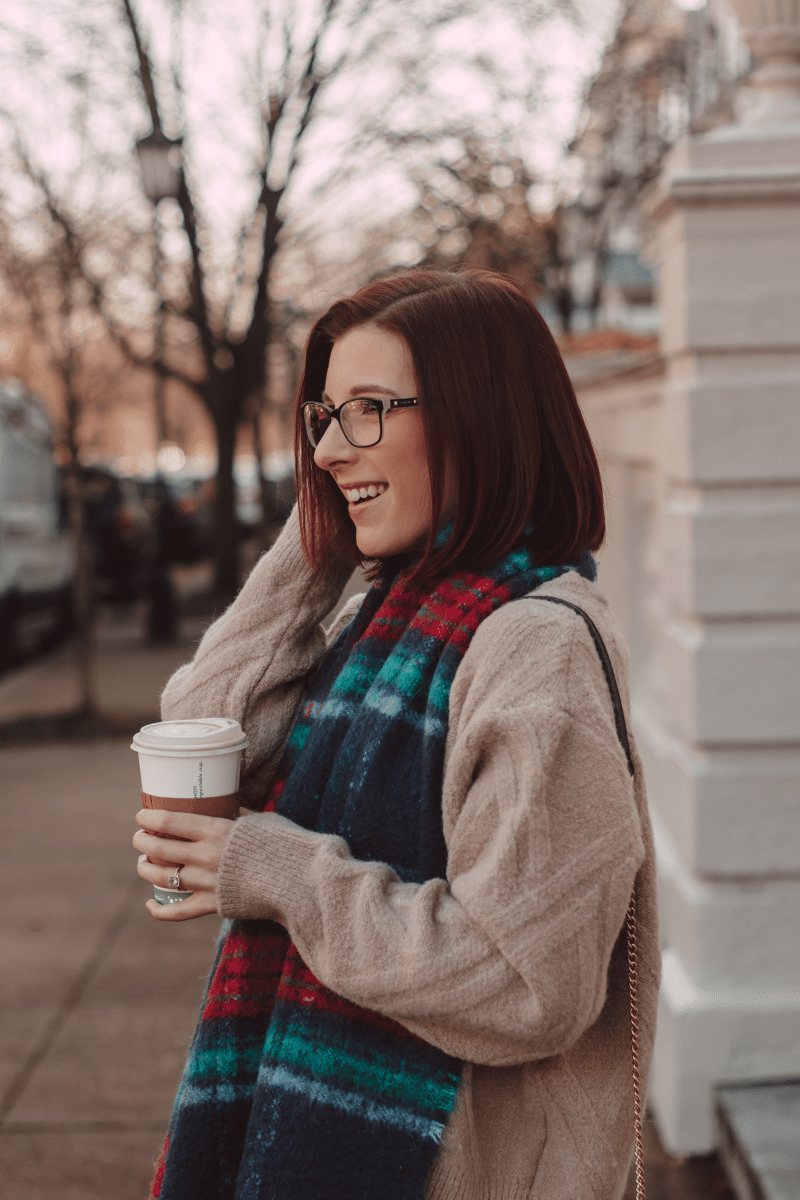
216 810 325 922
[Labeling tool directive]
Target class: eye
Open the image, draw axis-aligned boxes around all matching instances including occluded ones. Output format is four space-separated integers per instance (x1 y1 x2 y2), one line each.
353 397 382 414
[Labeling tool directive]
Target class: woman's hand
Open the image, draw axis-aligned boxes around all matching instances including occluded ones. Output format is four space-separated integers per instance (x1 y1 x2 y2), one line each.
133 808 239 921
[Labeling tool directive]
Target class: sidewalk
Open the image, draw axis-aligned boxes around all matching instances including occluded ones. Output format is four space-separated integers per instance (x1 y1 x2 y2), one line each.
0 606 221 1199
0 606 735 1199
0 599 212 734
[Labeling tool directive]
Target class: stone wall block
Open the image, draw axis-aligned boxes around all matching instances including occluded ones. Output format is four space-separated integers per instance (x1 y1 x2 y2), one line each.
682 204 800 350
657 210 690 357
692 748 800 874
664 378 800 484
635 711 800 874
638 700 800 873
664 490 800 616
655 815 800 989
665 620 800 742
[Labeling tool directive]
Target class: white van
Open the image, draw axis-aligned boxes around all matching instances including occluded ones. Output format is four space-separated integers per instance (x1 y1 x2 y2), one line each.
0 380 75 666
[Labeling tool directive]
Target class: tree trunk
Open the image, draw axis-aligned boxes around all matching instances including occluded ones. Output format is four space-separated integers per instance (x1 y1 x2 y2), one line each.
252 409 274 540
212 411 239 601
64 462 97 718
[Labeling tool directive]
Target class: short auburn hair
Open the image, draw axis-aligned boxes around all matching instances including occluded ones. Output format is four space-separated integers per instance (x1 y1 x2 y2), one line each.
295 269 604 585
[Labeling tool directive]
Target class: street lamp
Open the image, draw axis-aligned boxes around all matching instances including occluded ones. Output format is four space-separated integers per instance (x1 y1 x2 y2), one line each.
134 128 183 643
135 131 183 204
135 129 181 450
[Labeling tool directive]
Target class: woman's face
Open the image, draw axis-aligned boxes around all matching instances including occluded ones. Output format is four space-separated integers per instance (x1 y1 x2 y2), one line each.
314 324 454 559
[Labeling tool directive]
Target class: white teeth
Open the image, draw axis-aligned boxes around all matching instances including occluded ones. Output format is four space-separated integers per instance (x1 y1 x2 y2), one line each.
345 484 386 503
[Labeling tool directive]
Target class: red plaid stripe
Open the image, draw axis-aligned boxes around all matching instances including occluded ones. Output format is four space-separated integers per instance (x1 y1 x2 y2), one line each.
203 928 289 1020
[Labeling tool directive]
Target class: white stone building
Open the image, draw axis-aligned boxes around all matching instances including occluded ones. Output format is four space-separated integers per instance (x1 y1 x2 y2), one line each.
567 0 800 1159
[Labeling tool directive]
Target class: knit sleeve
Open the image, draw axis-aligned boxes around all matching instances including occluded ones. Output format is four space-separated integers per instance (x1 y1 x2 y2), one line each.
215 587 647 1066
160 505 354 803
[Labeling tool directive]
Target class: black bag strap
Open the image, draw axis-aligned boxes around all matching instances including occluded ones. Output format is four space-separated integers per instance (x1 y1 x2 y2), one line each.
523 594 634 777
524 592 645 1199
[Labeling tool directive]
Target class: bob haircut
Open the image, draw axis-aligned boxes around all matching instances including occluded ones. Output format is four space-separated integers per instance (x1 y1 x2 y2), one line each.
295 269 604 586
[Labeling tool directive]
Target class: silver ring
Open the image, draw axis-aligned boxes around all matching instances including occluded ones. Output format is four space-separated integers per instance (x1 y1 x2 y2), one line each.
167 866 183 890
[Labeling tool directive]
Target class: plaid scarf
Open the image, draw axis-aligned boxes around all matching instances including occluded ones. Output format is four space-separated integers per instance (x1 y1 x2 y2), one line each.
151 540 596 1200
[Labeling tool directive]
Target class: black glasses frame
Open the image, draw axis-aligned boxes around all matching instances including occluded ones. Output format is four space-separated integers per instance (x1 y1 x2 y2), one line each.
301 395 418 448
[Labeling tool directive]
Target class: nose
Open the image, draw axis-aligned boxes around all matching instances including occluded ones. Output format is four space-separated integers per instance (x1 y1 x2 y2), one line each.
313 415 356 473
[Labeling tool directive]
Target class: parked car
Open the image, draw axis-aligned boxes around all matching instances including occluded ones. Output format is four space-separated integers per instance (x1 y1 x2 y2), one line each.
79 466 151 603
135 475 209 565
233 453 296 533
0 381 74 667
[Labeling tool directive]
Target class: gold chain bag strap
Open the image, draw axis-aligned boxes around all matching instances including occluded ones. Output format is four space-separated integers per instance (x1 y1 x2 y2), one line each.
524 594 645 1200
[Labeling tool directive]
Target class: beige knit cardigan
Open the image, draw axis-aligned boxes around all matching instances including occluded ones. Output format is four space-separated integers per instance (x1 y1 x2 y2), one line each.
161 507 660 1200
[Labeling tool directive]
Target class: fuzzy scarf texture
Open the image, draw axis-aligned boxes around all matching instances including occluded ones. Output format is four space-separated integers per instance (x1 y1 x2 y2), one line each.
151 539 596 1200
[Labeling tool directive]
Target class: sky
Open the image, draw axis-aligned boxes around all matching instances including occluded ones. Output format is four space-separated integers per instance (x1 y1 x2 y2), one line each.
0 0 627 210
0 0 716 468
0 0 651 338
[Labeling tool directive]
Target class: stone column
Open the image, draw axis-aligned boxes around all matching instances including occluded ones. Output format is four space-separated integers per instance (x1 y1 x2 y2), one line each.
641 5 800 1155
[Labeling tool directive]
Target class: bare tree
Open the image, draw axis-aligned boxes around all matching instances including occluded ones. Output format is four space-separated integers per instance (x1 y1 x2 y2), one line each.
117 0 582 596
0 143 139 716
2 0 579 598
380 135 549 294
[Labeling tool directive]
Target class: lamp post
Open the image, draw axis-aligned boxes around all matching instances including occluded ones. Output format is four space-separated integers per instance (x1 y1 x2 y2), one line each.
135 131 183 451
134 129 183 643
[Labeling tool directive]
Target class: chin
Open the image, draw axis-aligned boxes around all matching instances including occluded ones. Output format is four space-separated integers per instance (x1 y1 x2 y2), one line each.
354 526 407 558
356 531 427 560
356 535 394 558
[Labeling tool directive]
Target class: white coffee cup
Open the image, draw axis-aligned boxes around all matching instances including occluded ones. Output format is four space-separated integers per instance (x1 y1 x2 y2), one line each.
132 718 249 905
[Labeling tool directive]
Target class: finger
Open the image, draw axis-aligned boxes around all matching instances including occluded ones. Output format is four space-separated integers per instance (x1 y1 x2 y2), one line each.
137 853 183 885
133 828 200 866
132 828 176 865
135 809 218 840
137 854 216 895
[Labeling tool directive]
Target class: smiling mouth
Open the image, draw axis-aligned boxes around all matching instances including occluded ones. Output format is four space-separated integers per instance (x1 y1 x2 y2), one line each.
343 484 387 506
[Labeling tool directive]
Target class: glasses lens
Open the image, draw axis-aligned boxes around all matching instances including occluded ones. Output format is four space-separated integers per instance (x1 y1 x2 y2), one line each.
304 404 330 447
340 398 382 447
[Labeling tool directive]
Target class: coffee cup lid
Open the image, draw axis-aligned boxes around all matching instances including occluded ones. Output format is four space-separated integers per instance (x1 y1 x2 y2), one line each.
132 717 248 752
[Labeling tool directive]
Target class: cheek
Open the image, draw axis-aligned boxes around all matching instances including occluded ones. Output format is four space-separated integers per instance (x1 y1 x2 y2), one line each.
389 420 431 501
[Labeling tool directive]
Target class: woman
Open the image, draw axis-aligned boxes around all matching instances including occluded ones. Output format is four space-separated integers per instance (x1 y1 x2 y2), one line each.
134 269 659 1200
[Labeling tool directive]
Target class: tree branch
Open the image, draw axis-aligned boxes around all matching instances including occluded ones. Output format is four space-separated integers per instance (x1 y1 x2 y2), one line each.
120 0 162 134
120 0 216 379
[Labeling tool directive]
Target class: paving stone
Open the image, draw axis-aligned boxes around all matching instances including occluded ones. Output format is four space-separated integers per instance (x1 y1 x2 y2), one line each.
0 1129 164 1200
0 732 220 1191
717 1083 800 1200
9 909 221 1126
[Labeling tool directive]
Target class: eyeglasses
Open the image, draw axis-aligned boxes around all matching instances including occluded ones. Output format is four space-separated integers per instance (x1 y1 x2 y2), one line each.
301 395 418 448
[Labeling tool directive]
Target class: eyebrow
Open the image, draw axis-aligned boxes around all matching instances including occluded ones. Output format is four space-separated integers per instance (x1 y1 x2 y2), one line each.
320 385 399 403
